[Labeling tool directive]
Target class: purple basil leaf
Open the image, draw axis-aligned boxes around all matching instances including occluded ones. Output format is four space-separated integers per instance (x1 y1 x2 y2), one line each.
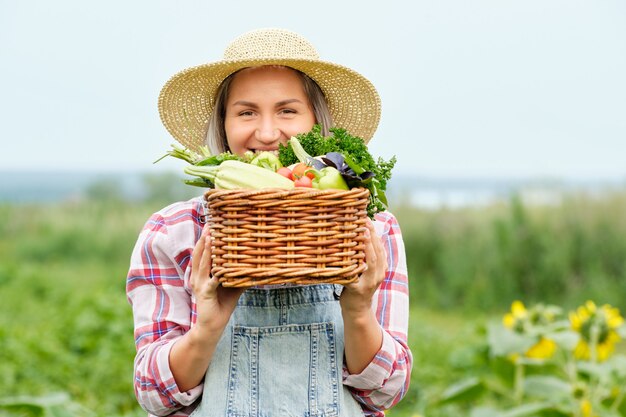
358 175 374 185
324 152 345 167
341 170 376 187
320 157 337 169
311 158 327 170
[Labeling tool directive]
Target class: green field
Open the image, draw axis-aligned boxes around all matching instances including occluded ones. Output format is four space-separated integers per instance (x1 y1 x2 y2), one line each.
1 188 626 416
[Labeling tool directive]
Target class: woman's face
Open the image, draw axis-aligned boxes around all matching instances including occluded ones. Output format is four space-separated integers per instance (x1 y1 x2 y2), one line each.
224 66 316 156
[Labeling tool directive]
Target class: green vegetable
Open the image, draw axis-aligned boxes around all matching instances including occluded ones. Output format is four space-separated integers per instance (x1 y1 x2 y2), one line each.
278 125 334 165
154 143 244 166
195 152 244 166
287 133 317 165
249 151 282 171
279 125 396 217
183 160 295 190
310 167 349 190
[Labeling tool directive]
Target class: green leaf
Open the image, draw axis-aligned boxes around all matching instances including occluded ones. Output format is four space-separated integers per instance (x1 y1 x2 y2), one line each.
0 393 67 417
522 375 571 400
342 153 365 175
470 406 501 417
0 393 93 417
516 356 553 366
0 403 45 417
437 376 484 404
482 374 513 396
501 402 555 417
487 322 536 357
577 361 611 380
549 330 579 351
195 152 242 166
377 188 389 207
47 405 79 417
183 178 212 188
608 354 626 379
588 404 622 417
49 403 96 417
0 393 70 407
471 401 570 417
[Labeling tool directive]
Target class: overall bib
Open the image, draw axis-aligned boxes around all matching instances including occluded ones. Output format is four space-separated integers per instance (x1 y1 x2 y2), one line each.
190 284 365 417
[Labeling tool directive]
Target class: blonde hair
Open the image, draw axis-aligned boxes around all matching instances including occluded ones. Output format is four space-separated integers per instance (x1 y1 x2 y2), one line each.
205 67 333 154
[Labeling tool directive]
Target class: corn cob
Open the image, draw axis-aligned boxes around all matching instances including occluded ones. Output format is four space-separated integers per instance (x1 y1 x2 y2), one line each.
184 160 295 190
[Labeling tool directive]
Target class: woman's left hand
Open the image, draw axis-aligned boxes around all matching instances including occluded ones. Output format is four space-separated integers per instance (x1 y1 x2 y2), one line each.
340 219 387 316
340 219 387 374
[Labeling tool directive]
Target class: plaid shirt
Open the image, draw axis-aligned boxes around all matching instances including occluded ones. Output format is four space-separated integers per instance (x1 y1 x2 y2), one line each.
126 197 412 416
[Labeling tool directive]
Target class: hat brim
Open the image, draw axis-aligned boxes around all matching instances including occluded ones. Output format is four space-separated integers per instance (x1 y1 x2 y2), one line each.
158 58 381 152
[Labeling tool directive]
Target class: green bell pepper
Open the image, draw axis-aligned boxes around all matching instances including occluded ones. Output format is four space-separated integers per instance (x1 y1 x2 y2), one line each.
310 166 349 190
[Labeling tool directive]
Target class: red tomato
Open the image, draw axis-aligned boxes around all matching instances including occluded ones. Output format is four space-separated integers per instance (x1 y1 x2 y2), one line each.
294 176 313 188
292 163 315 180
276 167 293 180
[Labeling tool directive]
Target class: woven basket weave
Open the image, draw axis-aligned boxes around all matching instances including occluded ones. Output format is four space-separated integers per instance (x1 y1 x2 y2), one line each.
203 187 370 287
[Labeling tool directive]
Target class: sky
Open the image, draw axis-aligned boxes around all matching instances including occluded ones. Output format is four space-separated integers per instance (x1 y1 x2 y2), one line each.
1 0 625 180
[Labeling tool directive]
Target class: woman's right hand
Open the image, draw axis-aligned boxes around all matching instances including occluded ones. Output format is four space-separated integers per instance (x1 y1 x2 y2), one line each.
190 226 245 333
170 226 245 392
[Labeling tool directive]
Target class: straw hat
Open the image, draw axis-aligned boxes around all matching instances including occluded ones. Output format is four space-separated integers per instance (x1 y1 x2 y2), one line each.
158 28 381 151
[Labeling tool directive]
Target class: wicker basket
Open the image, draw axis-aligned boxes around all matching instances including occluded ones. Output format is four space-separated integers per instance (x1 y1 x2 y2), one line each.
203 187 370 287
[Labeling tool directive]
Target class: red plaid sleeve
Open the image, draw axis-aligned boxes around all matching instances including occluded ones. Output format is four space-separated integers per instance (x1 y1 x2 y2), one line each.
126 199 203 416
343 211 413 416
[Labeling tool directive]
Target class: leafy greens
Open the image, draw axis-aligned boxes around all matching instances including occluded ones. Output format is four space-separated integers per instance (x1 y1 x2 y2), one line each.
279 125 397 217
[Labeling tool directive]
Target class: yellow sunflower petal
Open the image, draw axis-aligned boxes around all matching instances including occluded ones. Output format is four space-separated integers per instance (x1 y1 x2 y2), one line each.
503 313 515 329
578 306 591 320
570 311 582 330
508 352 520 363
580 399 592 417
526 337 557 359
574 340 590 360
607 331 620 344
608 316 624 329
585 300 597 313
511 300 527 318
597 342 614 361
606 307 624 328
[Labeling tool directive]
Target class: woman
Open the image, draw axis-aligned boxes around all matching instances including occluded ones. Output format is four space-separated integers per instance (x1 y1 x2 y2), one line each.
127 28 411 417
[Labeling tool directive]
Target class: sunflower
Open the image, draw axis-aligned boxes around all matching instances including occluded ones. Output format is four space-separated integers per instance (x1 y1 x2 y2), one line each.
580 399 595 417
503 301 559 360
569 301 624 362
525 336 557 359
503 300 528 331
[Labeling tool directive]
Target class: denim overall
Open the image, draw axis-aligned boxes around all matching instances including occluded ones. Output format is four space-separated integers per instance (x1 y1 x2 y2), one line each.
190 284 365 417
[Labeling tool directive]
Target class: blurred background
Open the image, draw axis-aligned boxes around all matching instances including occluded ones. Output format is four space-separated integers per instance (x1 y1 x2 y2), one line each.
1 1 625 416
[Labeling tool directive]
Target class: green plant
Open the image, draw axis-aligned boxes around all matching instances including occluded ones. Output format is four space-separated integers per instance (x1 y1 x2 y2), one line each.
427 301 626 417
395 191 626 312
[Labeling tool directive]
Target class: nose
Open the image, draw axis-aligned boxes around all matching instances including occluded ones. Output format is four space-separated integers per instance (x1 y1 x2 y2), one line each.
255 118 281 144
